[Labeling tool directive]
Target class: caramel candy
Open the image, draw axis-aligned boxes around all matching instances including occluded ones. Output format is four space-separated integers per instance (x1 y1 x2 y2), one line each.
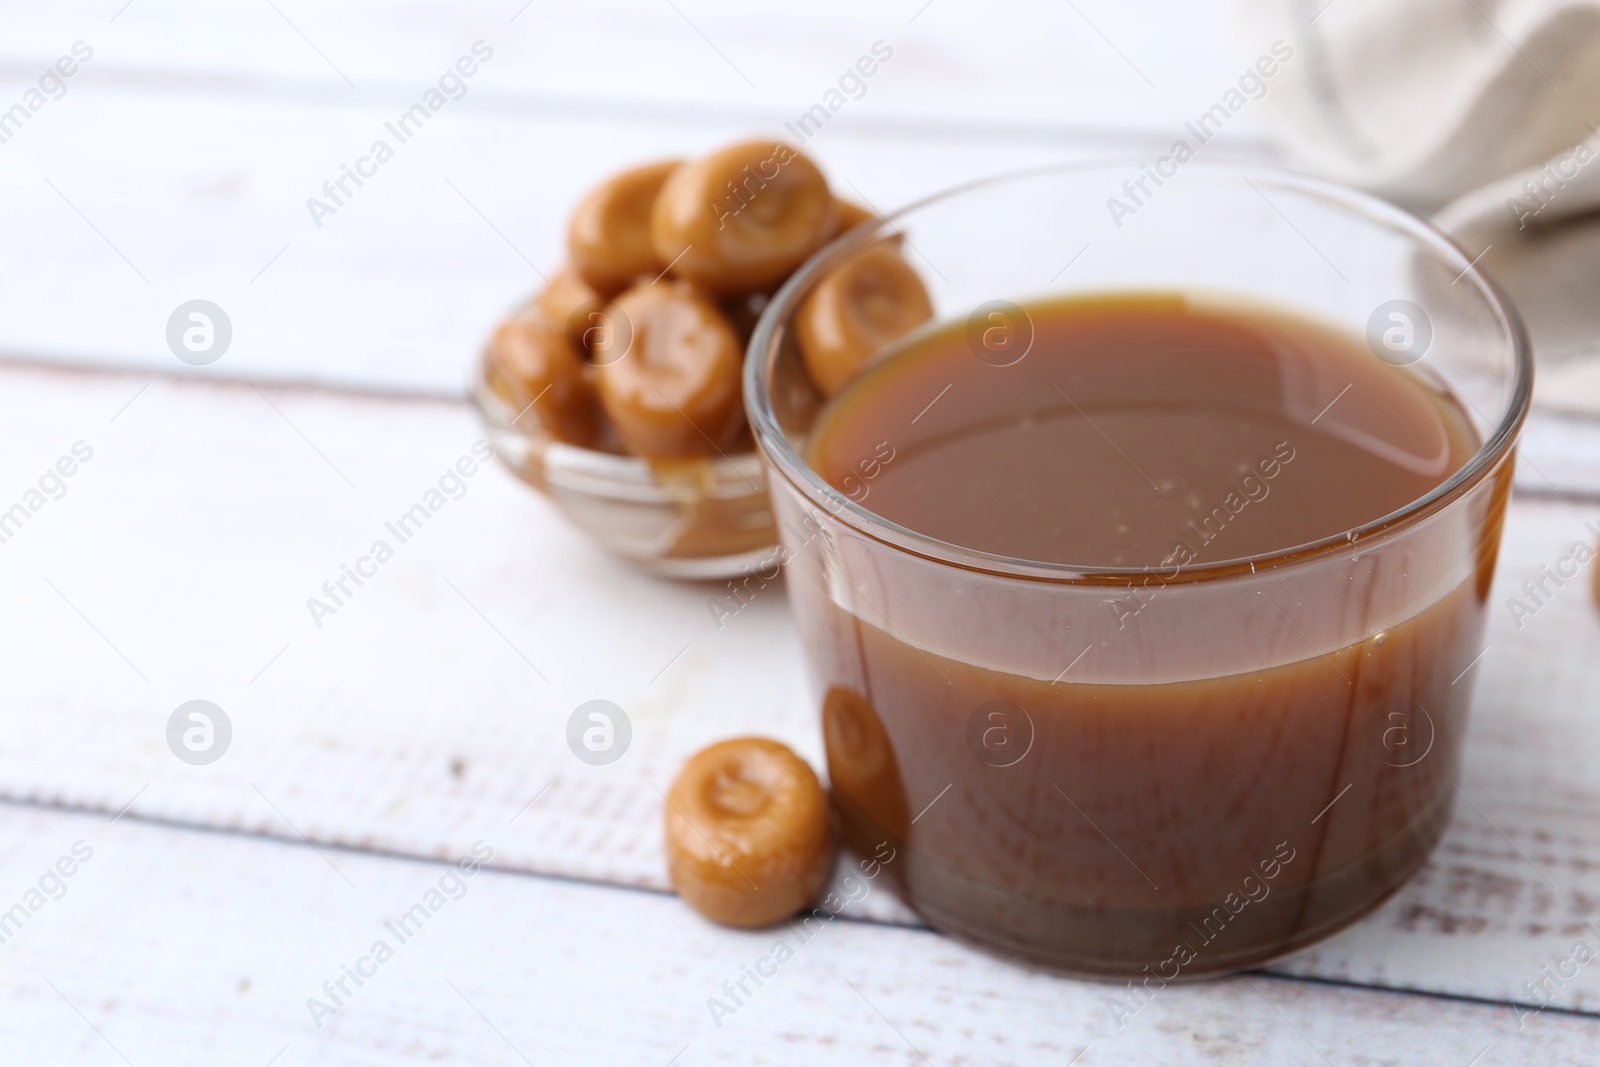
832 197 876 236
796 244 934 396
720 290 770 352
651 141 837 297
593 280 745 458
534 268 605 354
1593 531 1600 610
664 737 834 927
568 159 680 296
484 308 601 447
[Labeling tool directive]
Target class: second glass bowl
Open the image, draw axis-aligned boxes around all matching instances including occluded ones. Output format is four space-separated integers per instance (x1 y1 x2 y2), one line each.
473 363 775 579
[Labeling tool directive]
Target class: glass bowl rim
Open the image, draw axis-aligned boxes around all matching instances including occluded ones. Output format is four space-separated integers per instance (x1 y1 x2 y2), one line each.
743 157 1534 584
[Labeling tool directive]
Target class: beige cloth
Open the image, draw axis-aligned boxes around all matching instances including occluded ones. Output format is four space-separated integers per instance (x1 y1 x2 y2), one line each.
1245 0 1600 411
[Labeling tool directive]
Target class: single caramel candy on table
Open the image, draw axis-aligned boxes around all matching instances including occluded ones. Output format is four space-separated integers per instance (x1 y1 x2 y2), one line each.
651 141 838 297
796 243 934 397
483 308 601 448
592 280 746 458
1593 529 1600 609
664 737 835 927
567 159 680 296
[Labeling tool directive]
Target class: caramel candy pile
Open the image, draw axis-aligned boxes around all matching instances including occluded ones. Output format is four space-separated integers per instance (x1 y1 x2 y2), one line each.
483 141 934 459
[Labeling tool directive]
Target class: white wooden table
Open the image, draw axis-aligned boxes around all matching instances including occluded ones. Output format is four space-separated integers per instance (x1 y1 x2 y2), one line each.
3 3 1599 1063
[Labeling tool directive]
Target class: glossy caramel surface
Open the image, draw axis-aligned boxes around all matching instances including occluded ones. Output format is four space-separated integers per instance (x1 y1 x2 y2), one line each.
809 293 1477 568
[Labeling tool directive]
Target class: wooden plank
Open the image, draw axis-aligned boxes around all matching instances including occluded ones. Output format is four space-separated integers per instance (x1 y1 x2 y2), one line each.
1 802 1596 1064
0 0 1278 393
0 90 1124 394
1 0 1253 133
4 362 1600 1010
1515 412 1600 498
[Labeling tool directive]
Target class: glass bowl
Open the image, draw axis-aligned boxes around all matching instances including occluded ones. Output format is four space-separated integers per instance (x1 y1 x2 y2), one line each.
472 359 776 579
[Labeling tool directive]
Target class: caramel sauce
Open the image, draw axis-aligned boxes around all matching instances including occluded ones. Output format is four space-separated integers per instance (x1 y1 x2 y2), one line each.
809 293 1472 568
792 294 1497 974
